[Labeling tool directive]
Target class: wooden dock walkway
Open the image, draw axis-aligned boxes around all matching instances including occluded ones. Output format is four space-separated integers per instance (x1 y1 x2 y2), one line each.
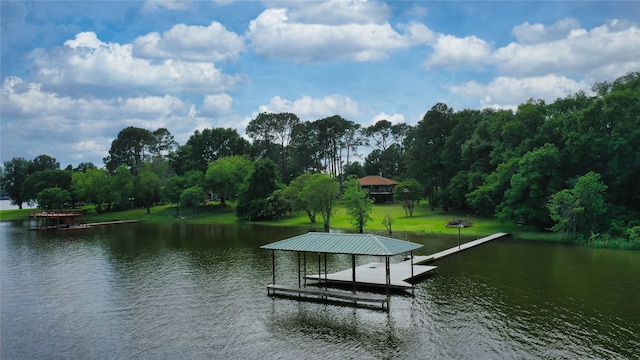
305 232 509 289
267 284 389 310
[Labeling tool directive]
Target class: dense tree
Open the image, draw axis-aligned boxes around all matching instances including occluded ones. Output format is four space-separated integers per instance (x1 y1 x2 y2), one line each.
236 159 279 220
300 173 340 231
496 143 563 228
180 186 206 214
343 161 365 179
289 121 322 175
162 175 185 215
394 178 424 217
30 155 60 172
406 103 456 210
1 157 32 209
246 112 300 182
342 176 374 233
174 128 250 174
37 188 71 210
548 172 608 239
22 170 73 205
282 172 317 223
205 156 253 206
135 163 160 214
104 127 156 174
73 162 97 173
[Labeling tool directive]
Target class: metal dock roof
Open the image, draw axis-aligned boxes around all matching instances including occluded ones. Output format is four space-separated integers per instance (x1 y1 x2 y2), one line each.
260 232 423 256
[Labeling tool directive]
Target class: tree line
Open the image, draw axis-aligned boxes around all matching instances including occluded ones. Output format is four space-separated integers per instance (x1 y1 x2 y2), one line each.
2 72 639 245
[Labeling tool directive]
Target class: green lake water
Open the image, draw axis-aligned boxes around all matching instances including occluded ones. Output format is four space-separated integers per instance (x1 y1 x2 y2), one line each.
1 221 639 359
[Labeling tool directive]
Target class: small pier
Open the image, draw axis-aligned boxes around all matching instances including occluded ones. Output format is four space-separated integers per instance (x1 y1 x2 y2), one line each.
29 210 141 231
305 233 509 289
261 232 509 310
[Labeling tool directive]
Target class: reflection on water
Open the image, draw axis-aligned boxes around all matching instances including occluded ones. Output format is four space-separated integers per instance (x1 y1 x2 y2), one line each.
1 221 639 359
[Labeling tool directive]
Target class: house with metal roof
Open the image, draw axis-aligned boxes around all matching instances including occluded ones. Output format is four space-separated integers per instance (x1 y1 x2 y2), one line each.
357 175 399 203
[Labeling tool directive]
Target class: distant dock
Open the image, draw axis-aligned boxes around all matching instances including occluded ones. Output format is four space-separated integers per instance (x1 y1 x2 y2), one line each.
28 210 141 230
305 232 509 290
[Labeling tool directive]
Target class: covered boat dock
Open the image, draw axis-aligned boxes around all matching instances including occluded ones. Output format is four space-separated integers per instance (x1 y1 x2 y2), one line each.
260 232 425 309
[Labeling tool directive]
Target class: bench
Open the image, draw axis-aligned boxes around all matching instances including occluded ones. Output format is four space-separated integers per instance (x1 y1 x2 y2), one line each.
267 284 389 310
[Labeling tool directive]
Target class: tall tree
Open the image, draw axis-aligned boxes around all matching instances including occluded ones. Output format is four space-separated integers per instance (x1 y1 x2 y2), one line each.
300 173 340 231
342 176 374 233
162 175 185 215
496 143 563 228
104 127 155 174
283 172 317 223
22 170 73 205
1 157 32 209
30 154 60 172
180 186 206 214
246 112 300 182
37 188 71 210
135 163 160 214
175 128 250 173
394 178 424 217
406 103 456 210
205 156 253 206
548 172 608 240
236 158 279 220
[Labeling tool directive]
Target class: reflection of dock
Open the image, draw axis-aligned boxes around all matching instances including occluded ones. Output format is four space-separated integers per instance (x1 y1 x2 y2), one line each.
305 233 509 289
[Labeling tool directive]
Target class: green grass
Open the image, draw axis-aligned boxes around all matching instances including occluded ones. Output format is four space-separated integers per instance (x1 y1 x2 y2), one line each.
0 201 561 241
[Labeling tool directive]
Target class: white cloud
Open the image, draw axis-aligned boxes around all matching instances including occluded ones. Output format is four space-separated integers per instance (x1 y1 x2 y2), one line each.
29 31 242 96
200 93 233 116
282 0 392 25
142 0 196 12
448 75 589 109
0 76 217 166
369 112 405 126
133 22 245 62
494 19 640 77
424 34 492 69
511 18 581 44
257 94 360 121
246 8 433 62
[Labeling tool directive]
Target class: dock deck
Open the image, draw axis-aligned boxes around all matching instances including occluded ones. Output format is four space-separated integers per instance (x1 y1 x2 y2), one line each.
305 232 509 289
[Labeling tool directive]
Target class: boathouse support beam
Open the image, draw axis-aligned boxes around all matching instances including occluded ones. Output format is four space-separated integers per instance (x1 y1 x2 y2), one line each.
352 254 356 293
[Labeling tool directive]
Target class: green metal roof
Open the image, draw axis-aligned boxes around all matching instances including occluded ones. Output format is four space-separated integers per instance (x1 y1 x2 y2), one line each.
260 232 423 256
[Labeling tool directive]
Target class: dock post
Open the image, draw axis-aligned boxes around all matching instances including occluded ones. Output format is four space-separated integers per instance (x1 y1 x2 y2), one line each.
410 250 415 296
297 252 301 288
352 254 356 293
303 252 307 287
271 250 276 285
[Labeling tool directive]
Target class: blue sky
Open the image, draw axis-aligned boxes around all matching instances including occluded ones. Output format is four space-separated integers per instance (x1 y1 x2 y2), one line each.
1 0 638 168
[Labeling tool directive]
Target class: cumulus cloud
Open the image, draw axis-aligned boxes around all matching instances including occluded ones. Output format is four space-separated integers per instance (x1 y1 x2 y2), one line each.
29 32 242 96
0 76 215 165
424 34 492 69
142 0 196 12
282 0 392 25
246 8 433 62
133 22 245 62
257 94 361 121
369 112 405 126
511 18 581 44
199 93 233 116
448 75 589 109
494 19 640 77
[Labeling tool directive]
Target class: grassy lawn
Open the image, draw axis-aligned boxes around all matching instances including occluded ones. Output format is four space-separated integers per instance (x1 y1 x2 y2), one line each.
1 201 561 241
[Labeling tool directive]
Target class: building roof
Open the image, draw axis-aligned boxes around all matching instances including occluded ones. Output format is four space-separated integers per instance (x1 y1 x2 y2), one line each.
358 175 399 186
261 232 422 256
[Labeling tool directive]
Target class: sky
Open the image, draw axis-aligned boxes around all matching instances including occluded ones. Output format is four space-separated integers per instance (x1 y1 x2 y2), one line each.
1 0 639 169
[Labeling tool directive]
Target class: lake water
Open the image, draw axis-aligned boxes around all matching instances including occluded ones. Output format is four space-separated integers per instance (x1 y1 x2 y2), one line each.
1 221 639 359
